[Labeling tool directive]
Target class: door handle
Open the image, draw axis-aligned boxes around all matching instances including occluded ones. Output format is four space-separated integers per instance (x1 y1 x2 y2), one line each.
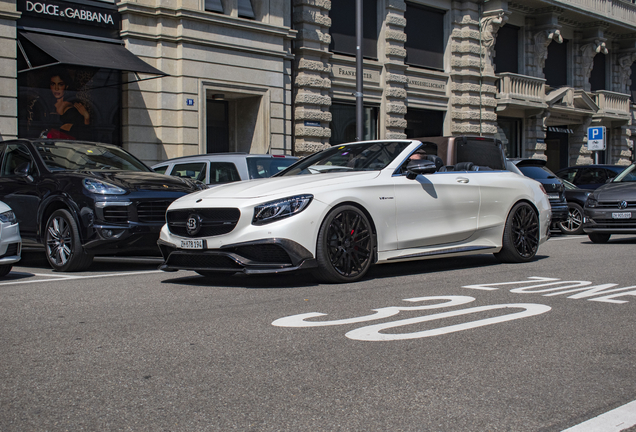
456 178 469 184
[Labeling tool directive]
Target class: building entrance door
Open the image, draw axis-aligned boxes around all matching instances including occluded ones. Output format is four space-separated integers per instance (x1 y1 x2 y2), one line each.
545 127 569 171
206 99 229 153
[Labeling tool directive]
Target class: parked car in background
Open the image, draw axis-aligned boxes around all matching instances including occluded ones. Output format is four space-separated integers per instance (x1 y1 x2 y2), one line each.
555 164 625 190
508 158 568 224
583 163 636 243
158 139 551 283
0 139 201 272
151 153 299 186
559 179 592 235
0 201 21 277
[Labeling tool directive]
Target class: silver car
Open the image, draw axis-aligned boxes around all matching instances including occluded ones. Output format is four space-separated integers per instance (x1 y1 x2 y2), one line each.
151 153 299 186
0 200 21 277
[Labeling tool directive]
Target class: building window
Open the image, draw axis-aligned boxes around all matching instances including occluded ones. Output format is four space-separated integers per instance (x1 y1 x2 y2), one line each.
494 25 519 74
630 63 636 102
590 54 606 92
329 103 378 145
544 39 568 88
329 0 378 59
495 117 521 158
405 108 444 138
404 3 445 70
205 0 223 13
238 0 255 19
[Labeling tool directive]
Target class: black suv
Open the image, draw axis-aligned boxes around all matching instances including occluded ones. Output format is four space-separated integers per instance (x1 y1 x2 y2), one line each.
0 139 200 271
509 158 568 223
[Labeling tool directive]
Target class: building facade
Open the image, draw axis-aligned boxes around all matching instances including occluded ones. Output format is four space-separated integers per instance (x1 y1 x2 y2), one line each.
2 0 636 170
293 0 636 170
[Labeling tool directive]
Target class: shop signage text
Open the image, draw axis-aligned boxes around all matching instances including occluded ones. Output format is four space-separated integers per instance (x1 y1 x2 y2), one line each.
407 77 446 92
332 66 380 83
19 0 118 28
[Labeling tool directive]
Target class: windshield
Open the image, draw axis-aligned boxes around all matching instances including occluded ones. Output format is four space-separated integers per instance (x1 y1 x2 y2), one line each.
518 165 557 180
278 141 411 176
612 164 636 182
34 141 150 172
247 157 298 179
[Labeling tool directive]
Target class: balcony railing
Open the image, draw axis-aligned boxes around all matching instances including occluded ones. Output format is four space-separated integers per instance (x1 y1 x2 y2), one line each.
593 90 631 118
497 73 546 105
557 0 636 27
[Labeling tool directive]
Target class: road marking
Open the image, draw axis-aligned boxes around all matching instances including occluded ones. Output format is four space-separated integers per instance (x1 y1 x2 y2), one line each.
0 270 163 286
562 400 636 431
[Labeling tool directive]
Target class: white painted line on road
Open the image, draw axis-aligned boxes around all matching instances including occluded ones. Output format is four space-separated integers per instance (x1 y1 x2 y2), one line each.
0 270 163 286
562 400 636 432
548 236 585 242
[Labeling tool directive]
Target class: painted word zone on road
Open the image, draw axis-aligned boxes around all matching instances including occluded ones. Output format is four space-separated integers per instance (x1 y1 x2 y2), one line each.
273 296 551 341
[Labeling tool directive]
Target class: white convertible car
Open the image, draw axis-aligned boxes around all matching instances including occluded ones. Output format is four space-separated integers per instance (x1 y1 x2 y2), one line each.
158 139 551 283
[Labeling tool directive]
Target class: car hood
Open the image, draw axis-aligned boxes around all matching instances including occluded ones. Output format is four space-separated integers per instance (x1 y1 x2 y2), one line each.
592 182 636 201
193 171 382 200
75 171 197 193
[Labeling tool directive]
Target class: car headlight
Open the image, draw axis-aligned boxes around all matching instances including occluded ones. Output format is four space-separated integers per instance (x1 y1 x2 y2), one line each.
83 178 126 195
0 210 16 224
252 194 313 225
586 196 598 208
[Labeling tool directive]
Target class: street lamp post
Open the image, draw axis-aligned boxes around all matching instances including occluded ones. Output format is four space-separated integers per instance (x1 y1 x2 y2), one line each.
355 0 363 141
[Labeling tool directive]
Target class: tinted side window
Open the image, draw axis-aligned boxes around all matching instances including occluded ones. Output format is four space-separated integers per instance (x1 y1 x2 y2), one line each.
577 168 607 185
518 166 556 180
209 162 240 184
153 166 168 175
557 168 577 182
2 144 35 177
171 162 207 181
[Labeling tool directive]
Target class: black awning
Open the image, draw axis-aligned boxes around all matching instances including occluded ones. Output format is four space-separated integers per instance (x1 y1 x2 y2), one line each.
18 31 166 77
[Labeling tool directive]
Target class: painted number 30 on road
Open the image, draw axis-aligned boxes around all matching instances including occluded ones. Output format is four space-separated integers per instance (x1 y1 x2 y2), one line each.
272 296 550 341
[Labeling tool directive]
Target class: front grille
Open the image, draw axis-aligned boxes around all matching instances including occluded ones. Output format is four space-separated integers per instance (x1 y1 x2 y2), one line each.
596 201 636 209
167 208 240 237
103 206 129 223
589 219 636 229
231 244 292 264
138 201 171 223
0 243 19 258
167 253 242 269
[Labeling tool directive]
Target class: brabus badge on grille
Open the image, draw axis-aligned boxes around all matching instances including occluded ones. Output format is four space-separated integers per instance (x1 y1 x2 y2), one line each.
619 200 628 209
186 214 202 236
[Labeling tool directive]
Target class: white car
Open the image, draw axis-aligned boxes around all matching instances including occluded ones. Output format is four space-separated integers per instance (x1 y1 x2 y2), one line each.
151 153 299 186
158 140 551 283
0 201 21 277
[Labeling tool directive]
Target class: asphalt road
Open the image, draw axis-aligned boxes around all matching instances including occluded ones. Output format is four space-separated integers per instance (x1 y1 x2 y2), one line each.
1 234 636 431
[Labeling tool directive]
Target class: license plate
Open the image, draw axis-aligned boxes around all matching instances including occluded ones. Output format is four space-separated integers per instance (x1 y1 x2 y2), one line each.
180 239 203 249
548 194 560 200
612 212 632 219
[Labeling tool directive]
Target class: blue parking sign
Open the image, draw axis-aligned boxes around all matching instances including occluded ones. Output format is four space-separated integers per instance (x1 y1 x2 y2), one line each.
587 126 606 151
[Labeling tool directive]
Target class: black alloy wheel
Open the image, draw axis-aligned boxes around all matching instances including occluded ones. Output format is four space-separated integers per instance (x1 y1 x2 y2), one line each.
0 265 12 277
558 203 585 235
495 202 540 263
313 205 374 283
45 209 93 272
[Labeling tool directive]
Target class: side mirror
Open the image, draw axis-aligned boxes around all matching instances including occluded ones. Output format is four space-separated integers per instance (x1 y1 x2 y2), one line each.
606 177 613 183
406 160 437 180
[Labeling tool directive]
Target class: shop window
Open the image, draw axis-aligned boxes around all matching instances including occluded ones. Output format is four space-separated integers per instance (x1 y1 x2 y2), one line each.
205 0 224 13
590 54 606 92
18 66 121 145
329 103 378 145
238 0 255 19
544 39 568 88
405 109 444 138
329 0 378 59
494 25 519 74
404 3 445 70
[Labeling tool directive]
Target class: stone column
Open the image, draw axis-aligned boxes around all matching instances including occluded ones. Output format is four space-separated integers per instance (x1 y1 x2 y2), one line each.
292 0 332 155
0 1 20 141
524 114 548 159
575 39 608 91
448 2 503 136
571 118 594 166
383 0 407 140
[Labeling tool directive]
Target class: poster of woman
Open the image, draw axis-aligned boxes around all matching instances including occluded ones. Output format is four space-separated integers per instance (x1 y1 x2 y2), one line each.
18 65 121 145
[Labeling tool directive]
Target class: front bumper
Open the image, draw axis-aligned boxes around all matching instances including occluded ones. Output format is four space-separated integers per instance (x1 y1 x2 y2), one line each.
83 223 164 254
583 208 636 234
0 222 21 265
158 238 317 274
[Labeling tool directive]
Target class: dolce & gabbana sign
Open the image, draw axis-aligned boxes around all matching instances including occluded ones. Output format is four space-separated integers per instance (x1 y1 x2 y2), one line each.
18 0 119 28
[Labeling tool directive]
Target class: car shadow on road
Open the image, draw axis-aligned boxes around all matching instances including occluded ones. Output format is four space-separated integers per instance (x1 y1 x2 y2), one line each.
161 253 549 289
15 252 164 274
